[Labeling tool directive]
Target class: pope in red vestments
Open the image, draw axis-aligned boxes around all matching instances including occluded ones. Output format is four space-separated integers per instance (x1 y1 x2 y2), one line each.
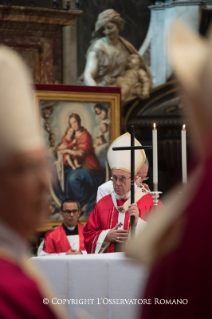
84 132 162 253
84 190 160 253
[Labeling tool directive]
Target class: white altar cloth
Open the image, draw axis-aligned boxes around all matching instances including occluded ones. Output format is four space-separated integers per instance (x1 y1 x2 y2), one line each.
31 253 148 319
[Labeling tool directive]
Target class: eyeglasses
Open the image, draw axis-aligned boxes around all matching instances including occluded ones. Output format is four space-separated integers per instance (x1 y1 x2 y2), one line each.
62 209 79 214
111 176 131 183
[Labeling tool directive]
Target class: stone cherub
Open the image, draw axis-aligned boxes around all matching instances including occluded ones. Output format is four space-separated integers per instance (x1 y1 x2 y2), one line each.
115 54 151 102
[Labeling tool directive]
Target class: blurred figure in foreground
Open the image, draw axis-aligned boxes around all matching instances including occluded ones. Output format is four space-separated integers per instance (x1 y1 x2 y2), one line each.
127 21 212 319
0 46 68 319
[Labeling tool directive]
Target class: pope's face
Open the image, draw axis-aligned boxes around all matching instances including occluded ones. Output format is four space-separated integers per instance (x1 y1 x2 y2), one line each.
112 169 131 196
103 22 119 41
0 148 50 240
61 202 80 228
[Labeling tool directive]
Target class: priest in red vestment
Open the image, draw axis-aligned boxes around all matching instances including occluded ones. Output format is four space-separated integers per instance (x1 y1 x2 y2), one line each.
126 21 212 319
0 46 68 319
38 199 86 255
83 133 161 253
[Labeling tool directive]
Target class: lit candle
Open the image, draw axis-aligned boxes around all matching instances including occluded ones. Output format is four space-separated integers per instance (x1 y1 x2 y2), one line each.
181 124 187 184
152 123 158 190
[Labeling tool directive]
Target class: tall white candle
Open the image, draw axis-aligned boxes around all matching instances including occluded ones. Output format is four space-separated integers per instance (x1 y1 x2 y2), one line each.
181 124 187 184
152 123 158 186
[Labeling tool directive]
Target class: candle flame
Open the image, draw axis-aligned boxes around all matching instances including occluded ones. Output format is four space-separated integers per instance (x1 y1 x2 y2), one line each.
182 124 186 130
153 123 156 129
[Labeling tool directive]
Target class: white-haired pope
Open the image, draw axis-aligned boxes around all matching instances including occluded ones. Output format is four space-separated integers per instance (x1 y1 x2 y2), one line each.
0 46 68 319
83 133 162 253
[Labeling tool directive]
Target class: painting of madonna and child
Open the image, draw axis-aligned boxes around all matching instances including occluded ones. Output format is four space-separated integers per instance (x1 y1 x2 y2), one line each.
38 87 121 222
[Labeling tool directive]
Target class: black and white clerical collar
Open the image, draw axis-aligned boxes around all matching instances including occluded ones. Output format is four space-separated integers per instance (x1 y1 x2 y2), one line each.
62 224 78 236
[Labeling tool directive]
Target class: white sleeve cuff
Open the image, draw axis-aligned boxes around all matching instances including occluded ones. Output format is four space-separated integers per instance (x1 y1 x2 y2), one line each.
95 229 110 253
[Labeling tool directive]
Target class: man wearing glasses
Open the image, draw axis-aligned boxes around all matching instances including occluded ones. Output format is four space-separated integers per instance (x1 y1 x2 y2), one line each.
38 199 86 255
84 133 162 254
96 157 150 202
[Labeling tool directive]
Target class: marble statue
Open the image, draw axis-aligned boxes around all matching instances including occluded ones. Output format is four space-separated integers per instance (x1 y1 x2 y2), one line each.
115 54 151 102
83 9 152 103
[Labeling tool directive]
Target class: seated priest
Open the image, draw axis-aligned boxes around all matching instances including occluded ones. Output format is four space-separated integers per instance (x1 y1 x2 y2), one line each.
38 199 86 255
96 157 150 202
0 46 68 319
83 133 162 253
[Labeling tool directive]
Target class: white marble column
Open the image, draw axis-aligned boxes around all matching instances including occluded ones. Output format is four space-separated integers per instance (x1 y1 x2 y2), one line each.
139 0 212 88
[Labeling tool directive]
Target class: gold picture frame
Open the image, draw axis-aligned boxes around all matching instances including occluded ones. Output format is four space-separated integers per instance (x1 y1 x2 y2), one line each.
35 84 121 231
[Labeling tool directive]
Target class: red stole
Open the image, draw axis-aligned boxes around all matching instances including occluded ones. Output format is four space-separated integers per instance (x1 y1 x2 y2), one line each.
43 223 85 254
106 198 130 253
116 198 131 229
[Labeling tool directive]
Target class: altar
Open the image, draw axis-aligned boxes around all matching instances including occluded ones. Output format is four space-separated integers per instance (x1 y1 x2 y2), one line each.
31 253 148 319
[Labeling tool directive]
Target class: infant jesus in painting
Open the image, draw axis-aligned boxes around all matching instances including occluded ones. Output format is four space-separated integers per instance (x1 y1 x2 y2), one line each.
58 126 81 170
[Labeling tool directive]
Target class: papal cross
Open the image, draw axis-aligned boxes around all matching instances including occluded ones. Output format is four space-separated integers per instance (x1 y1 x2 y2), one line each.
112 125 151 237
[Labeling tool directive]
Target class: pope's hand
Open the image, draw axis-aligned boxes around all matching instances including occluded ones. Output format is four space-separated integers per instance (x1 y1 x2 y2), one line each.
142 183 150 191
128 203 139 225
105 224 128 243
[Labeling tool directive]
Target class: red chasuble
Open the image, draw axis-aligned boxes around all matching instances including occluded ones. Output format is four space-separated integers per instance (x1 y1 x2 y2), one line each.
43 223 85 253
0 257 59 319
83 193 160 253
141 153 212 319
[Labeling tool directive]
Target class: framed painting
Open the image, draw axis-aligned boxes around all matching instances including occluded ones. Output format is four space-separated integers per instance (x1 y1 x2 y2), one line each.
35 84 121 230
